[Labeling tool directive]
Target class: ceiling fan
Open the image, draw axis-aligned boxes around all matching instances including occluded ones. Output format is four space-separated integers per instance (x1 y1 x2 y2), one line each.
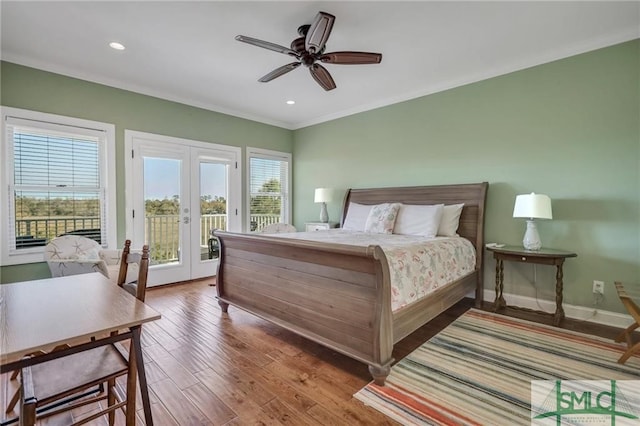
235 11 382 91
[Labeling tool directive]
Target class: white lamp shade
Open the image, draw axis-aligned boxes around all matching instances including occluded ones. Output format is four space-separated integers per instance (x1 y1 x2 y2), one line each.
513 193 552 219
314 188 332 203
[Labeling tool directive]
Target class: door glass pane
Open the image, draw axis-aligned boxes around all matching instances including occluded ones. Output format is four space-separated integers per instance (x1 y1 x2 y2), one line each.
199 162 227 260
144 157 181 265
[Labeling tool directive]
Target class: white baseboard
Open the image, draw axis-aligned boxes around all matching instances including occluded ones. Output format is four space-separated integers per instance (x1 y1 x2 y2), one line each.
482 289 633 329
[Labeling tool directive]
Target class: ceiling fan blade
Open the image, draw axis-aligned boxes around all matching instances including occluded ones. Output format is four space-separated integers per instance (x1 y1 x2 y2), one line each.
320 51 382 65
305 12 335 54
309 64 336 91
258 62 301 83
235 35 300 58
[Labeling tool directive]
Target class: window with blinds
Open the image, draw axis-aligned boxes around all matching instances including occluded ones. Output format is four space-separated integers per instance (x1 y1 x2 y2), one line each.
247 148 291 232
5 117 108 254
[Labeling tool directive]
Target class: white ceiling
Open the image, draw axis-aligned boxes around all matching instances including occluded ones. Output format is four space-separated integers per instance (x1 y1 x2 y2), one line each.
2 1 638 130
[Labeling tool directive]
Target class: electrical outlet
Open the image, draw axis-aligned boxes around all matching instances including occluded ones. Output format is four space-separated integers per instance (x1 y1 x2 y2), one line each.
593 280 605 294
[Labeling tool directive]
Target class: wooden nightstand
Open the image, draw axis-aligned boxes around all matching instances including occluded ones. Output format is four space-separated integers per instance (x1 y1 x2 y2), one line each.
305 222 338 232
486 245 577 326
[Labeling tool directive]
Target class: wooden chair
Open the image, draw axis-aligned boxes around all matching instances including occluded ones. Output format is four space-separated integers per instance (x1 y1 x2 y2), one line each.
116 239 150 302
614 281 640 364
18 241 150 425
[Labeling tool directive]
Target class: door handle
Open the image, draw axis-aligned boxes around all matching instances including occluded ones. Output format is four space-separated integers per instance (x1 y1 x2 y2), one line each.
183 216 190 224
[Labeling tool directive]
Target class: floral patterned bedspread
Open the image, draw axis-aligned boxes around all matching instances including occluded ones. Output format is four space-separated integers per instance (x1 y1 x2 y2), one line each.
272 229 476 311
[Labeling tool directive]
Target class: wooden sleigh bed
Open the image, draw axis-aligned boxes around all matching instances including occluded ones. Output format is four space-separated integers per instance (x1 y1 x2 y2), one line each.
214 182 488 385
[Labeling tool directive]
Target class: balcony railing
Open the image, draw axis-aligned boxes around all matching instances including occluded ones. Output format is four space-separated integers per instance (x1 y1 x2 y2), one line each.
15 217 102 247
15 214 282 261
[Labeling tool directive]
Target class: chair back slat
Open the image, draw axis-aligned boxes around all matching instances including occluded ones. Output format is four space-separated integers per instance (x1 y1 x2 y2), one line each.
116 240 131 287
116 240 150 302
136 249 150 301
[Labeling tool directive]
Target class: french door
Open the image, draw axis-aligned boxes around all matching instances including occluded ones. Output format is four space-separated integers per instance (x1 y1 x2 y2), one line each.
125 131 241 286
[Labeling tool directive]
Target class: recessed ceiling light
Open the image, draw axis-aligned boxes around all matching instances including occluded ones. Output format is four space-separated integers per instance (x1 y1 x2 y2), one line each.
286 100 295 105
109 42 125 51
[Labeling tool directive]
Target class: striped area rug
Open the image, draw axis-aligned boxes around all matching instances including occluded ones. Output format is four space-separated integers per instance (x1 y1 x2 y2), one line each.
354 309 640 425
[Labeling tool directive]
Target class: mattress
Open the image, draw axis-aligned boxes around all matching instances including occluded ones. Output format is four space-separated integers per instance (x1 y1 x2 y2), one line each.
271 229 476 311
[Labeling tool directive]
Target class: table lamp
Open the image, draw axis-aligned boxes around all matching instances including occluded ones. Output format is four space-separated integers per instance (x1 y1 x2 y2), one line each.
314 188 331 223
512 193 552 251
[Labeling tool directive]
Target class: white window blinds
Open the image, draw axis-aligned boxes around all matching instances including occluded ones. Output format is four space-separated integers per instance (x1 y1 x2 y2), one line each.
13 128 100 187
247 149 291 232
7 119 107 251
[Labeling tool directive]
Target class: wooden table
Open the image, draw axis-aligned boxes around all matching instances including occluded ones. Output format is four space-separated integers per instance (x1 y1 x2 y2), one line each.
486 245 577 326
0 272 161 425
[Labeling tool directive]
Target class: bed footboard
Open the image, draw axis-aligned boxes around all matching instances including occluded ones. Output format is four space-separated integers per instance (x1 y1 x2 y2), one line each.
214 231 394 384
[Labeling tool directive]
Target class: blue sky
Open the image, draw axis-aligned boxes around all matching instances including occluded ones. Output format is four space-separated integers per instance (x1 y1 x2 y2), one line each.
144 158 227 200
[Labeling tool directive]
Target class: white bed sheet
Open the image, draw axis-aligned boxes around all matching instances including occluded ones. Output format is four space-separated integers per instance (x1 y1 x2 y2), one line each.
271 229 476 311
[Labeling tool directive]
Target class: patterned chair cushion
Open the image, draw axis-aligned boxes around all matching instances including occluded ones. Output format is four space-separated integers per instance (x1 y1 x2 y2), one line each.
45 235 108 278
261 223 297 233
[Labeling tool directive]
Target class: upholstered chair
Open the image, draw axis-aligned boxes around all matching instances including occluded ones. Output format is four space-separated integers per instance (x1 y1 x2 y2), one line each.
44 235 136 284
44 235 110 278
261 223 297 233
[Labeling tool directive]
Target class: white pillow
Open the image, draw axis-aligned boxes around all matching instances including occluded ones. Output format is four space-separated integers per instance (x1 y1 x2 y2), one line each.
394 204 444 237
342 203 373 231
364 203 401 234
438 203 465 236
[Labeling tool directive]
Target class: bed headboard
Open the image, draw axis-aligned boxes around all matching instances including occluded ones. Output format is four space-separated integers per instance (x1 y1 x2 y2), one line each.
341 182 489 267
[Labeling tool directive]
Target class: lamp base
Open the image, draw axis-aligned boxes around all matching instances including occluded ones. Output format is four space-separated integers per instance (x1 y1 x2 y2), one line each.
522 219 542 251
319 202 328 223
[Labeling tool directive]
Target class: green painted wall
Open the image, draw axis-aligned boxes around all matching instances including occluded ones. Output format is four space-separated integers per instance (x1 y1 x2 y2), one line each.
292 40 640 314
0 61 293 283
3 41 638 315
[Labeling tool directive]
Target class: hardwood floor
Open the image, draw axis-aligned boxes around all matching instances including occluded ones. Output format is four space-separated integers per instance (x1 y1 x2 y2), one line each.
1 278 629 425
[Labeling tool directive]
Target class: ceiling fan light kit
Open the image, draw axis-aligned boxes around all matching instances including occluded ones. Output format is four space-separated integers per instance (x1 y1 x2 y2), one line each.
235 11 382 91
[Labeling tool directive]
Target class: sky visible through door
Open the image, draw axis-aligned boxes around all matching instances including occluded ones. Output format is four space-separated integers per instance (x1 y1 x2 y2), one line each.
144 160 225 200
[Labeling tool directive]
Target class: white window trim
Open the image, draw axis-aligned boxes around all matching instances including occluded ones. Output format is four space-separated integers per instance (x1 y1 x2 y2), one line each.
246 147 292 231
0 107 116 266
